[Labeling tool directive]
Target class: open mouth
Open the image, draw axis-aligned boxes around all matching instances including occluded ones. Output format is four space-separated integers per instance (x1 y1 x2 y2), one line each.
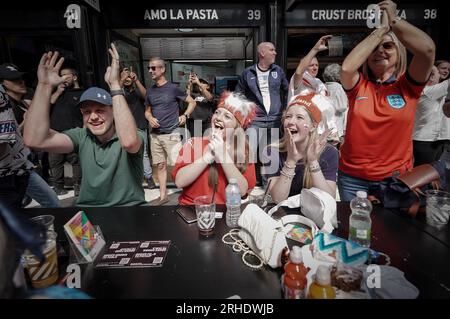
288 128 298 136
213 122 224 130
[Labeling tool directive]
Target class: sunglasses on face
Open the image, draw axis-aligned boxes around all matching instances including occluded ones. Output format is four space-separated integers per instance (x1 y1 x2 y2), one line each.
373 41 396 52
147 66 161 71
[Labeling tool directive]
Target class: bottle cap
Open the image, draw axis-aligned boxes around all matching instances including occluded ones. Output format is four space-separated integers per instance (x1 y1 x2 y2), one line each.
229 178 237 184
356 191 367 199
289 246 302 264
315 265 331 286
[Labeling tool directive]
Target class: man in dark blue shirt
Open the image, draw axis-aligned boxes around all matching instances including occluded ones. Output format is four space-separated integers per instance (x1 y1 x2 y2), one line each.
145 57 196 205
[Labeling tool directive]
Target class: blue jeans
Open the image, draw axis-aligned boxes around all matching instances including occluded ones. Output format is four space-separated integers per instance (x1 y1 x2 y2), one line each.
143 132 152 179
26 170 60 208
247 120 281 187
337 171 389 202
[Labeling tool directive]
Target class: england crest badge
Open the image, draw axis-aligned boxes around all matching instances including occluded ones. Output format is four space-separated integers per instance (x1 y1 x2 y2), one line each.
386 94 405 109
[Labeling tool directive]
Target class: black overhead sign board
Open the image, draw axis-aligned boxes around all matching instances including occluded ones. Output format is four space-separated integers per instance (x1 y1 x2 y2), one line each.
104 4 266 28
285 4 439 27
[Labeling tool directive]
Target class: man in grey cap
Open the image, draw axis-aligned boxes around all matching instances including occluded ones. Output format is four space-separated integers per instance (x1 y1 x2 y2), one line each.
24 43 146 207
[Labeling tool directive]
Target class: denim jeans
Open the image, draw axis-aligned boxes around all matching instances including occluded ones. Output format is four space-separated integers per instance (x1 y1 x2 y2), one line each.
337 170 389 202
26 170 60 208
247 120 281 187
143 132 152 179
0 173 29 210
48 151 81 188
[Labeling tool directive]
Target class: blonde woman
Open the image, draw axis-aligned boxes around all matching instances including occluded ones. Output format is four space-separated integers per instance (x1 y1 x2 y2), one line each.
173 91 256 205
265 93 338 204
338 0 435 201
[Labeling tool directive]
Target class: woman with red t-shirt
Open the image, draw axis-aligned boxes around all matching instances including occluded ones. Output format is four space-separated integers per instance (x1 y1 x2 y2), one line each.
172 91 256 205
338 0 435 201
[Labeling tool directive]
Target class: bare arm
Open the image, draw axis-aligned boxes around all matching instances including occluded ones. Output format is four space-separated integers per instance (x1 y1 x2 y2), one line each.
105 43 141 154
23 52 74 153
341 22 389 90
293 35 332 89
145 104 160 128
131 72 147 99
444 101 450 118
174 149 212 188
198 82 213 102
179 95 196 126
379 0 435 83
50 85 65 104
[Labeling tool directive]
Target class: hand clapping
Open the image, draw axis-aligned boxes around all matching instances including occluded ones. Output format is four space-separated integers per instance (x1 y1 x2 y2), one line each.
104 43 121 90
37 52 69 89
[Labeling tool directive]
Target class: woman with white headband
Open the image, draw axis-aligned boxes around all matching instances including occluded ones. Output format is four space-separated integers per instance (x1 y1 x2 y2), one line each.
264 92 338 203
173 91 256 205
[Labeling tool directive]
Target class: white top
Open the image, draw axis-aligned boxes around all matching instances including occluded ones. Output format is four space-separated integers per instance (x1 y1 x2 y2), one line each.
413 81 449 141
255 67 271 114
325 82 349 138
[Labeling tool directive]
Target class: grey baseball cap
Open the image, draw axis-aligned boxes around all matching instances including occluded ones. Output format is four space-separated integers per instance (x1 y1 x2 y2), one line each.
78 87 112 107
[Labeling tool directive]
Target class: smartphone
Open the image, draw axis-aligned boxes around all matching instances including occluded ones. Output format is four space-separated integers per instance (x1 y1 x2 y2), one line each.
176 206 197 224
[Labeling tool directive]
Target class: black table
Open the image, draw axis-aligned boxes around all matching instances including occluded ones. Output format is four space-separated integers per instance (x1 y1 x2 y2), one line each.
23 202 450 299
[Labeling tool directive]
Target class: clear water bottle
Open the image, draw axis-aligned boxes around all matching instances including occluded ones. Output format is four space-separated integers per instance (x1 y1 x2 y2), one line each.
348 191 372 248
226 178 241 228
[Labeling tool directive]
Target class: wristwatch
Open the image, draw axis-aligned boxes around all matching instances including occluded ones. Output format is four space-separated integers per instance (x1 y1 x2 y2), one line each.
110 89 124 97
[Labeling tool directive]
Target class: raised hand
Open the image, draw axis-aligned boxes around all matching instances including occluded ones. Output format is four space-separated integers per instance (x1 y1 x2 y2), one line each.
210 130 230 164
37 51 67 88
306 129 331 163
378 0 397 23
285 128 302 164
104 42 121 89
314 35 333 52
129 71 138 83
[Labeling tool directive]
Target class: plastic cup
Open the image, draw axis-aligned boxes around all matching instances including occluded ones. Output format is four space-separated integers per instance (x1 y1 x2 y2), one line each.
249 188 266 207
194 195 216 236
425 190 450 230
30 215 55 232
22 231 59 289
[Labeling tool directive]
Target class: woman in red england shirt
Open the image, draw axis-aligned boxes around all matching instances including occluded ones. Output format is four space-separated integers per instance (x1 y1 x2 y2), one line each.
338 0 435 201
172 91 256 205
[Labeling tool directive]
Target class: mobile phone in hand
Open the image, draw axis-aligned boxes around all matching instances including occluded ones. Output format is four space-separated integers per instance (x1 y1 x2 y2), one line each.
176 206 197 223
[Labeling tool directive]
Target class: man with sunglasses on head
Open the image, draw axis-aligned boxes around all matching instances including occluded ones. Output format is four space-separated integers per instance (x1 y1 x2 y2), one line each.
144 57 196 205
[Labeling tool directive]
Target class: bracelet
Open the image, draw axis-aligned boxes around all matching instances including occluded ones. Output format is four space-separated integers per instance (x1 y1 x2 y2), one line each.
309 166 321 173
183 113 190 119
280 167 296 179
390 16 402 27
284 161 296 170
110 89 124 97
309 162 321 173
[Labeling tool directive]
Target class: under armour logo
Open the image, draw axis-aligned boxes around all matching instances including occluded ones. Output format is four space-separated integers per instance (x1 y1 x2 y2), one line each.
64 4 81 29
97 93 107 99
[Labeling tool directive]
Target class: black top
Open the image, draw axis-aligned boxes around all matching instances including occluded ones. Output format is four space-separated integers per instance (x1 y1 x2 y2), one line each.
50 88 83 131
190 94 216 122
124 87 148 130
